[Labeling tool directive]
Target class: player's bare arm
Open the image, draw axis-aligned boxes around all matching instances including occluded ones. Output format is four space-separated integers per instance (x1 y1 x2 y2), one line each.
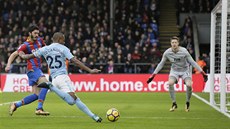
5 51 19 72
18 51 35 60
70 57 101 73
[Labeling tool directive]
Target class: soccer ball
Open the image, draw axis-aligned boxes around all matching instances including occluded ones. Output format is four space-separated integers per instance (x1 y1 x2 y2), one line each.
106 108 120 122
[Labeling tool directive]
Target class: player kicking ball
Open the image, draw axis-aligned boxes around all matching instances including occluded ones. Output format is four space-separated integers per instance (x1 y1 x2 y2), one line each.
147 36 208 112
20 32 102 122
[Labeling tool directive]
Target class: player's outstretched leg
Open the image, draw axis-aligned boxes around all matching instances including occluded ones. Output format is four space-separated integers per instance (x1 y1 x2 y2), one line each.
75 98 102 122
9 94 38 116
38 82 76 105
169 102 178 112
38 82 102 122
92 114 103 122
185 102 190 112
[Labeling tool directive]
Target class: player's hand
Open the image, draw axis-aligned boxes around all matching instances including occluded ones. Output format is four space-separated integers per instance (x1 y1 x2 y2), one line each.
201 71 208 82
5 65 11 72
147 74 156 84
90 69 101 74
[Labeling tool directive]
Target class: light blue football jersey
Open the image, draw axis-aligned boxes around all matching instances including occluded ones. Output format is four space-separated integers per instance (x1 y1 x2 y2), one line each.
33 43 74 78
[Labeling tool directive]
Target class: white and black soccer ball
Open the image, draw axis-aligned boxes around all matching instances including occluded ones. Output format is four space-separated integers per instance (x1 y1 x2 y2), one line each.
106 108 120 122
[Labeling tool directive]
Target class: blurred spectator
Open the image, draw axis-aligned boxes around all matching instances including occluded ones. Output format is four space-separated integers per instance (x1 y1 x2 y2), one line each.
114 54 125 73
0 61 2 73
194 56 206 74
140 46 149 63
176 0 219 25
79 57 89 74
202 53 210 73
176 0 218 14
180 16 193 37
148 63 156 74
149 47 162 63
11 56 26 73
179 16 195 59
182 36 193 52
124 53 134 73
106 60 114 74
188 0 196 13
132 49 141 63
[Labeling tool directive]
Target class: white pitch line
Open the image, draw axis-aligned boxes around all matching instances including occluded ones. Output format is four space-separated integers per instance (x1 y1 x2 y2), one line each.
192 93 230 118
0 101 15 106
2 93 230 119
0 115 222 120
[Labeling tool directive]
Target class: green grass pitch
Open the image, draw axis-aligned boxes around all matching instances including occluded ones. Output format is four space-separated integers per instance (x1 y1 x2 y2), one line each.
0 92 230 129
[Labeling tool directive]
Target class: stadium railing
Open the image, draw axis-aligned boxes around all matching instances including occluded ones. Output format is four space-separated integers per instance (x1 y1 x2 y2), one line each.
3 63 152 74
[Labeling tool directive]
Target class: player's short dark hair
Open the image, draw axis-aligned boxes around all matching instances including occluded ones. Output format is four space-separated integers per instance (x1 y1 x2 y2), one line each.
170 36 180 42
52 32 64 42
28 24 39 33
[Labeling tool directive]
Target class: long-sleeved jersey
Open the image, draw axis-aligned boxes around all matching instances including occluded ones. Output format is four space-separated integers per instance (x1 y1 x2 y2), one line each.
153 47 202 74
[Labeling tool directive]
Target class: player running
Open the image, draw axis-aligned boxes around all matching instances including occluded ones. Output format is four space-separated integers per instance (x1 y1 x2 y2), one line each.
6 24 50 116
20 32 102 122
147 36 208 112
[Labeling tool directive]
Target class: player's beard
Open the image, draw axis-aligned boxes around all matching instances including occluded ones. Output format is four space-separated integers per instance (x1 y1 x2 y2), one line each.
31 35 37 41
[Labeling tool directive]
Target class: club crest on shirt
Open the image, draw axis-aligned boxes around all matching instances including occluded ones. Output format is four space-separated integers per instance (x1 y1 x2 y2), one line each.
174 58 181 62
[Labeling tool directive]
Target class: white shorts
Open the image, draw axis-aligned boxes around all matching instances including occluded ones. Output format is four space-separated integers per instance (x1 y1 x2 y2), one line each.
52 74 75 93
169 66 192 81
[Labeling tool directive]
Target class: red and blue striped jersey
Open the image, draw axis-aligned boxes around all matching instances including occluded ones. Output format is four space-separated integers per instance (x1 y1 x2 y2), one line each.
17 37 46 70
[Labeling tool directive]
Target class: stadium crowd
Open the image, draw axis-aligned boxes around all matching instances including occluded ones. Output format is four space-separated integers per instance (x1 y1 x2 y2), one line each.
0 0 160 74
0 0 216 74
176 0 216 73
176 0 220 25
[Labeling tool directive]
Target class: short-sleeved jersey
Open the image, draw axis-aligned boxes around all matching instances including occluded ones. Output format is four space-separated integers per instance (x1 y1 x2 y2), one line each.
17 37 45 70
33 43 74 79
153 47 202 74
